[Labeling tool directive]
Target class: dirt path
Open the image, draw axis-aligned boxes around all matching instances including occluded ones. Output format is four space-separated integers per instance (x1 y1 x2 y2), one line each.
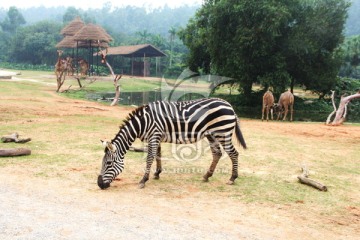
0 173 334 240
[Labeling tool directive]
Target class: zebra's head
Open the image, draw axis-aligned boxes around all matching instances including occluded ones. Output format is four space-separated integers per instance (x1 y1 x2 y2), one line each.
98 140 124 190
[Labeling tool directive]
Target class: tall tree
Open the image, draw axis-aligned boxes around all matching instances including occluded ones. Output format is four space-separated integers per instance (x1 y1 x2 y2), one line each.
11 21 62 65
180 0 350 98
136 30 151 44
0 6 26 34
63 7 81 24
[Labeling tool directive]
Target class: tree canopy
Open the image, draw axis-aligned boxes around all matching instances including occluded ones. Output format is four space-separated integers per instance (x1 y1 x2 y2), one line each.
179 0 350 97
0 6 26 33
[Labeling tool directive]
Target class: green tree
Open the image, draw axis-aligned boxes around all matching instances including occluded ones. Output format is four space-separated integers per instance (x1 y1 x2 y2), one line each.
11 21 62 65
0 6 26 34
135 30 151 44
339 36 360 78
285 0 350 97
63 7 81 24
180 0 350 98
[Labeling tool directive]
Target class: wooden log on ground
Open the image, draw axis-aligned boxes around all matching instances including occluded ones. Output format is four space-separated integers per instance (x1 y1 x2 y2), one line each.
0 148 31 157
1 133 31 143
297 175 328 191
297 166 327 191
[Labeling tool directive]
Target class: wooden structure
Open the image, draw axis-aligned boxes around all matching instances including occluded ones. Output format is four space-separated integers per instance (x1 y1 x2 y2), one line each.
105 44 166 77
56 17 112 76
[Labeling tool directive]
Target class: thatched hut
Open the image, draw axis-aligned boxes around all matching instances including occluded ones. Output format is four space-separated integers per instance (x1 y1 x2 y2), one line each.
56 18 112 75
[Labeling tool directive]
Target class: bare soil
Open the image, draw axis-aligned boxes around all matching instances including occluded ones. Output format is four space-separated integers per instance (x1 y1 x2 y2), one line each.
0 76 359 239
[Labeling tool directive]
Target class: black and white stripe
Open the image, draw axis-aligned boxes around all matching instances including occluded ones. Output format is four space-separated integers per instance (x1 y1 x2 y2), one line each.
97 98 246 189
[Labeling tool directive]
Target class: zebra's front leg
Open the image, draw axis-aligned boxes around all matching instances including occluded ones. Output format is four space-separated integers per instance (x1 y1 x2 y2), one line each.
139 138 160 189
203 135 222 182
153 145 162 180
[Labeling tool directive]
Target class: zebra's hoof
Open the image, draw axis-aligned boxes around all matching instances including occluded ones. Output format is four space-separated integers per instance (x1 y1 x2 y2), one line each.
226 180 234 185
138 183 145 189
153 175 160 180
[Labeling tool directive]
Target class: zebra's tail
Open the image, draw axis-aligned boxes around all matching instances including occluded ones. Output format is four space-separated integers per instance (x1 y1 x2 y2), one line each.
235 117 247 149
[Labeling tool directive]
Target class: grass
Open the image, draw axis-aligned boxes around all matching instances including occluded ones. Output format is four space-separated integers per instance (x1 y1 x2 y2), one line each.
1 70 359 230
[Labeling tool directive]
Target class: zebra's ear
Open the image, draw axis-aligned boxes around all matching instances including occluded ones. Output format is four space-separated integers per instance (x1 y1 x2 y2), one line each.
101 140 116 153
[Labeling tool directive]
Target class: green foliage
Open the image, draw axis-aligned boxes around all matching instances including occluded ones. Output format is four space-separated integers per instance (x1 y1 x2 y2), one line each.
63 7 81 24
181 0 350 98
335 77 360 94
10 20 62 65
0 7 62 65
0 5 199 79
339 35 360 78
0 6 26 33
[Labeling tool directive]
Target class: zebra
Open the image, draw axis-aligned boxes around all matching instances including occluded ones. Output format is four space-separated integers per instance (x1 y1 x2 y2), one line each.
97 98 247 189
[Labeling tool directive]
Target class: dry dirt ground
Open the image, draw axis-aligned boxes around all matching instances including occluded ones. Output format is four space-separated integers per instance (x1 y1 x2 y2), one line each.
0 75 359 239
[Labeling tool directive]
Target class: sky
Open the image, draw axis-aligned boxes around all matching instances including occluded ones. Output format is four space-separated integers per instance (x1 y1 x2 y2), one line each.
0 0 203 10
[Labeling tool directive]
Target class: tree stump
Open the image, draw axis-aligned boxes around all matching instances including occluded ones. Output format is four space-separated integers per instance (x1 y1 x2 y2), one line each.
0 148 31 157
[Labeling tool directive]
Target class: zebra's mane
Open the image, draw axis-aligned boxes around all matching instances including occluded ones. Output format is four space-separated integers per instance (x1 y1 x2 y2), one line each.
119 105 146 129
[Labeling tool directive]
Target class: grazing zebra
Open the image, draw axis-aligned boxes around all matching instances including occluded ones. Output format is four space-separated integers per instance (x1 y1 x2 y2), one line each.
98 98 247 189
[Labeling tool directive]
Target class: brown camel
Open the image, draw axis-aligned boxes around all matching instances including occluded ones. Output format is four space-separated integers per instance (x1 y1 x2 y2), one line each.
274 90 294 121
261 90 275 121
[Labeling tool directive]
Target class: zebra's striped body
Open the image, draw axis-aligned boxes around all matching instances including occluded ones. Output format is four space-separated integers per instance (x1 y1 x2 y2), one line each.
98 98 246 189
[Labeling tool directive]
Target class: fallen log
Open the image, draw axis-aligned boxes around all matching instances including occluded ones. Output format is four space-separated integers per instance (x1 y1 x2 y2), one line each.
1 133 31 143
297 175 328 191
297 166 327 191
0 148 31 157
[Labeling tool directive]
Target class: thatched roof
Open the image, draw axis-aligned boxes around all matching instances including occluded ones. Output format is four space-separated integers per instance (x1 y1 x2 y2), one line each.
56 36 76 48
56 35 109 49
57 18 112 49
60 17 85 36
73 23 111 42
106 44 166 58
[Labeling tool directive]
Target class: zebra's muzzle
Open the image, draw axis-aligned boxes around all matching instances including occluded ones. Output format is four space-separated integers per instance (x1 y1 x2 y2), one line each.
97 175 110 189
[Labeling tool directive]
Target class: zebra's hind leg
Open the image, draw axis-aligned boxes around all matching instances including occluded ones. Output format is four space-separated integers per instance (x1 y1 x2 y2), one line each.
203 135 222 182
221 137 239 185
153 145 162 180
